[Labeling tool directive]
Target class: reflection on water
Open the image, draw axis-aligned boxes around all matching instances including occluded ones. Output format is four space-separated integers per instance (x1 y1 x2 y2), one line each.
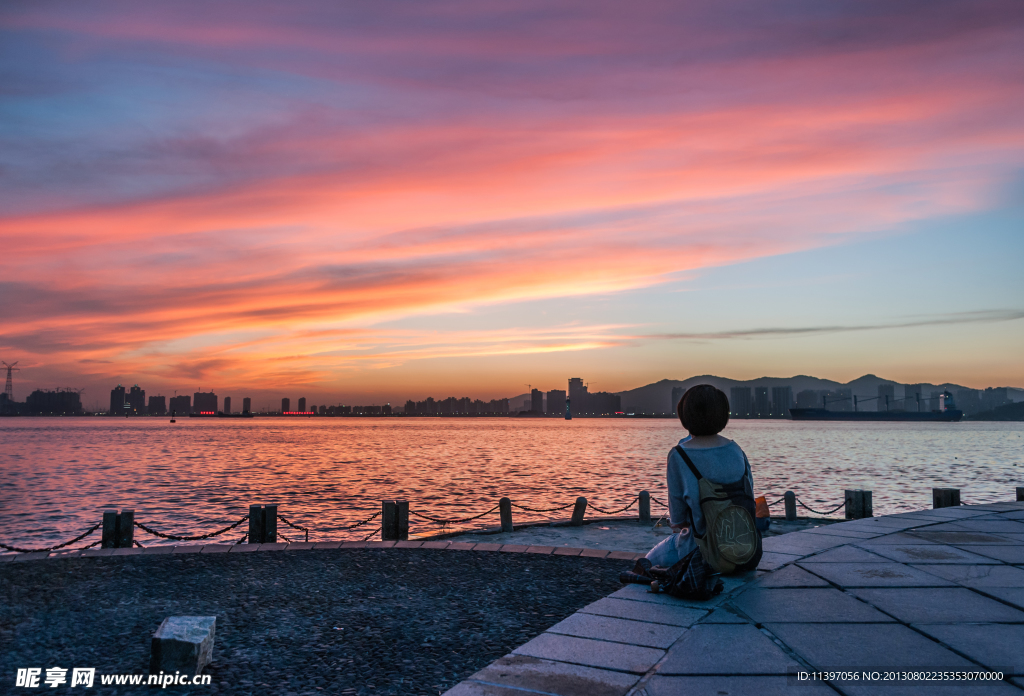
1 418 1021 548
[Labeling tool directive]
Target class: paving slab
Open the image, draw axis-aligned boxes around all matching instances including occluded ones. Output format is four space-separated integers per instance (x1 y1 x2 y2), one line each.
645 675 839 695
800 526 885 539
954 544 1024 564
579 597 707 626
856 532 941 545
804 546 890 563
757 551 803 571
546 613 686 649
453 654 639 696
765 622 977 669
911 563 1024 588
443 682 536 695
696 608 748 623
910 531 1013 545
953 520 1024 534
730 587 893 623
512 633 663 674
229 544 260 553
445 542 476 551
913 624 1024 674
836 679 1020 695
798 562 956 587
864 544 1001 565
657 623 801 675
607 583 694 606
749 564 831 588
979 587 1024 610
850 587 1024 623
761 533 850 556
553 547 582 556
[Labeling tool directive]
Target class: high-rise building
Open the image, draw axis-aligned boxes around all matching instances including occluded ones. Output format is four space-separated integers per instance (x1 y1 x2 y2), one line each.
148 395 167 416
193 391 217 415
568 377 587 411
242 397 251 414
795 390 818 409
770 386 793 418
169 395 190 415
127 385 146 416
109 384 126 416
730 387 752 418
281 398 290 413
903 384 925 411
530 389 543 414
298 397 307 413
223 397 232 415
546 389 566 416
955 389 981 415
26 389 83 415
877 384 895 412
753 387 769 418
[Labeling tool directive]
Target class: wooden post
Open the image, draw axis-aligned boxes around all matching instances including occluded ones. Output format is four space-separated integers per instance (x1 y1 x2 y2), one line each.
1018 487 1024 502
638 491 651 523
845 490 872 519
263 504 278 542
102 509 118 548
396 500 409 541
933 488 961 509
382 500 398 540
499 497 513 532
248 505 264 544
784 491 797 521
570 497 587 526
117 509 134 548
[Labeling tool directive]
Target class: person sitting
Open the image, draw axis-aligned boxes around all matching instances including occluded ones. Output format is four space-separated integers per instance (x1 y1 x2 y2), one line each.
644 384 761 574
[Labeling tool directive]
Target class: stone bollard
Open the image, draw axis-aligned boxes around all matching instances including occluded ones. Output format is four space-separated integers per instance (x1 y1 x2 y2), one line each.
382 500 409 541
150 616 216 676
784 491 797 521
247 504 278 543
845 490 873 519
933 488 961 509
1017 487 1023 502
638 490 651 523
101 509 135 549
570 497 588 526
499 497 513 533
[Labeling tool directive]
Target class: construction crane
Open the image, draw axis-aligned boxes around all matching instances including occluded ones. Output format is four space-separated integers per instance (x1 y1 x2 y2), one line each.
2 361 19 401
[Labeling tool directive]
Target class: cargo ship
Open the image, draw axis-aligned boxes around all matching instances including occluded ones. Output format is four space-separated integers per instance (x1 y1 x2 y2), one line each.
790 390 963 422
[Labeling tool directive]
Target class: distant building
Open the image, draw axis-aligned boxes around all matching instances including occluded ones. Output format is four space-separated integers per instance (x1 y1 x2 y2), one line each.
193 391 217 415
770 386 793 418
547 389 566 416
26 389 83 415
568 378 587 410
148 396 167 416
281 398 290 413
242 397 251 414
955 389 981 415
127 385 145 416
298 397 307 413
223 397 232 415
795 389 818 409
903 384 926 411
169 395 190 415
730 387 752 418
109 384 126 416
753 387 769 418
530 389 543 415
981 387 1010 412
877 384 896 412
832 388 853 412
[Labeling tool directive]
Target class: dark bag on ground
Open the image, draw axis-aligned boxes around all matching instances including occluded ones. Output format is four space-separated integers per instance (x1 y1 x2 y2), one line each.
674 445 762 574
619 550 723 601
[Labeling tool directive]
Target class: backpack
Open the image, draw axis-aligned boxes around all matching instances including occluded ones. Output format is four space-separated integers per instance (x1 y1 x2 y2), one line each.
674 445 762 574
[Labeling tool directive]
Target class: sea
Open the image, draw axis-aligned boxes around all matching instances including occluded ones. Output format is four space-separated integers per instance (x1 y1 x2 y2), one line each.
1 418 1022 550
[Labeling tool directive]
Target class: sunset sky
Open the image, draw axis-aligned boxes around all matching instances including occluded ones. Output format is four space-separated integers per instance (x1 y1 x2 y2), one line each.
2 1 1022 409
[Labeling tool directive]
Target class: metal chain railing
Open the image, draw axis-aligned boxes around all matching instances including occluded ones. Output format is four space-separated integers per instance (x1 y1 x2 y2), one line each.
409 504 501 525
362 525 382 541
277 515 309 542
335 510 381 531
509 501 574 513
133 539 145 548
589 497 639 515
796 498 846 516
277 531 292 543
0 522 102 554
133 515 249 541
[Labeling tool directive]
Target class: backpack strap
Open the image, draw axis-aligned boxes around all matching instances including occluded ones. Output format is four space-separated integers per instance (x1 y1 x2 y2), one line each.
674 445 703 481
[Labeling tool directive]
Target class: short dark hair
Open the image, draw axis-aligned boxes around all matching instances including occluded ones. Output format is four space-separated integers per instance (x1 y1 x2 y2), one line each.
677 384 730 436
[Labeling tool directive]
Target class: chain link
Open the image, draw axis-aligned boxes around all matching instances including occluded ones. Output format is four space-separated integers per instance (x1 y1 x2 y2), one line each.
651 496 669 508
409 504 501 525
277 531 292 543
0 523 102 554
796 498 846 516
336 510 381 531
277 515 309 542
589 497 639 515
133 539 145 548
509 502 574 513
766 497 786 507
362 525 382 542
133 515 249 541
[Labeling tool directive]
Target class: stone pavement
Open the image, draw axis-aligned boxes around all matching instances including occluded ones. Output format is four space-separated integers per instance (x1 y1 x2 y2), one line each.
444 501 1024 695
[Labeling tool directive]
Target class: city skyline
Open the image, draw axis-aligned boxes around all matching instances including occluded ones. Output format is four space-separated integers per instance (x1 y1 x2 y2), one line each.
2 2 1023 400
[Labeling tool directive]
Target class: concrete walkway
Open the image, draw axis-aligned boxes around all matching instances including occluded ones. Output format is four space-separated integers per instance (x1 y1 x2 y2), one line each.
444 501 1024 696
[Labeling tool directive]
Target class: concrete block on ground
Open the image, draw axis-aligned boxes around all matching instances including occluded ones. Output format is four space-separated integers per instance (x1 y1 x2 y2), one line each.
312 541 342 549
756 551 802 571
470 542 500 552
797 562 956 587
760 533 848 556
850 587 1024 624
951 519 1024 534
150 616 216 676
731 588 894 623
141 546 175 555
229 544 260 552
695 608 748 623
911 531 1013 545
951 545 1024 564
525 546 555 554
446 542 476 551
579 597 706 626
912 624 1023 674
546 613 686 649
454 654 639 696
658 623 801 675
646 675 839 696
865 544 1000 564
804 545 890 563
111 548 141 556
14 552 51 562
499 544 529 553
512 633 663 674
908 563 1024 588
765 622 975 669
82 548 115 557
980 587 1024 610
421 541 450 550
200 544 230 553
339 541 366 549
553 547 582 556
285 542 315 550
749 565 831 588
364 541 396 549
579 549 609 558
392 540 423 549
